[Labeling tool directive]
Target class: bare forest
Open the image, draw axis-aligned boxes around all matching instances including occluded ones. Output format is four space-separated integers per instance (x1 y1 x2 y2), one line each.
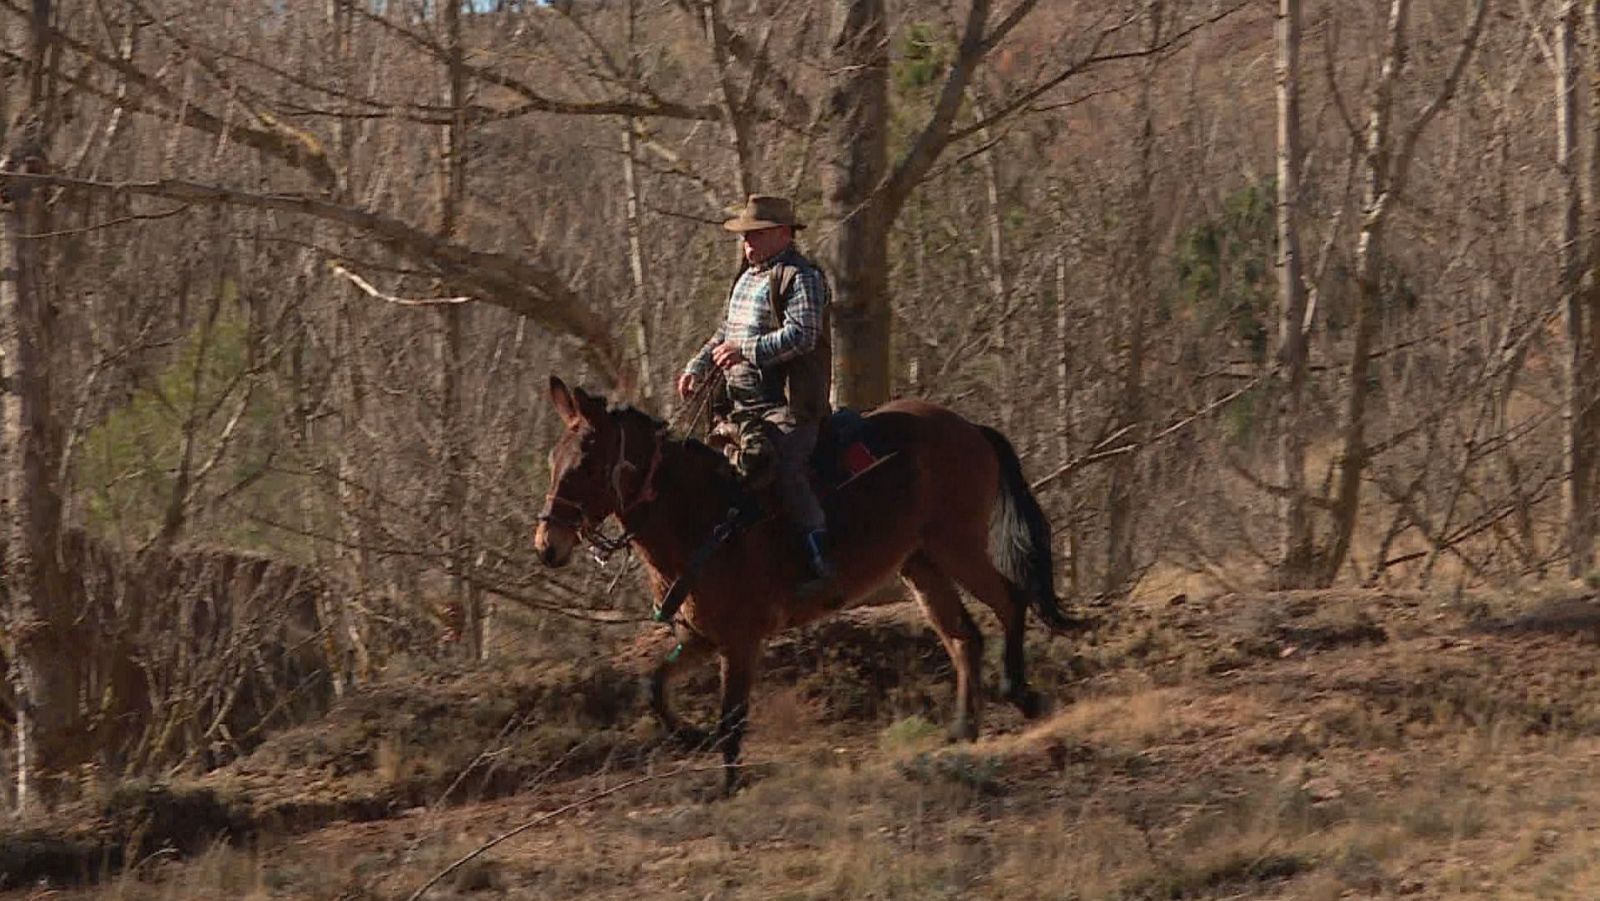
5 0 1600 897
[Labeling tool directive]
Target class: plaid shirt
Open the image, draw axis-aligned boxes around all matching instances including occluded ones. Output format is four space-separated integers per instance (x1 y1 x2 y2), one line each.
686 246 830 408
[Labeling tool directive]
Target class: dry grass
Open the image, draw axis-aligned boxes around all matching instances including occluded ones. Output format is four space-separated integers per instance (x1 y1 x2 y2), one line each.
100 844 267 901
19 580 1600 901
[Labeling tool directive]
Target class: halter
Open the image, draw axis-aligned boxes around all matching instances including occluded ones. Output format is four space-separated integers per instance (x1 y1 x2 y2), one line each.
538 418 665 563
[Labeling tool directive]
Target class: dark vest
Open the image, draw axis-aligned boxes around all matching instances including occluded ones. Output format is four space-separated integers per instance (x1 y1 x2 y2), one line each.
765 255 832 424
727 251 832 424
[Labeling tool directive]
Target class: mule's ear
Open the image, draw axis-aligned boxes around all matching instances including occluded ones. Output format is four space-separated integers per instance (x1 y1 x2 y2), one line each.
571 385 607 421
549 375 580 426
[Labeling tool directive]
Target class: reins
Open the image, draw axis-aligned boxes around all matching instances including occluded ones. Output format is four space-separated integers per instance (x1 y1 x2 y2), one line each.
670 368 725 439
540 373 738 616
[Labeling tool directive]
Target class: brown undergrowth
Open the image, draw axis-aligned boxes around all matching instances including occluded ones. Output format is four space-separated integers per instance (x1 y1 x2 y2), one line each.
9 587 1600 900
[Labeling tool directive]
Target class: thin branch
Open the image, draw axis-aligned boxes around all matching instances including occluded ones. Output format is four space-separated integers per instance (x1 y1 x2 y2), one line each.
1226 455 1336 508
351 3 721 123
1516 0 1558 70
1029 443 1137 493
0 0 336 186
0 171 625 385
1391 0 1490 196
983 0 1043 53
944 2 1250 150
1320 15 1363 146
669 0 811 125
881 0 1002 219
1032 371 1270 494
15 202 187 236
330 262 472 306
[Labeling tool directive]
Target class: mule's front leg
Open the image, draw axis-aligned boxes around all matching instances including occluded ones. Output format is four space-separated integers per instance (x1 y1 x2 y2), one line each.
648 632 715 748
714 644 760 794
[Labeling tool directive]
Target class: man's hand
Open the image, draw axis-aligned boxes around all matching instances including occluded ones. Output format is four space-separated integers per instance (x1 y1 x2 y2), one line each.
676 371 699 400
712 341 746 370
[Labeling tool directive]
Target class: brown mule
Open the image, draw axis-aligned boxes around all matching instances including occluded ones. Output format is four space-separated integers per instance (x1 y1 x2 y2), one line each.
534 377 1087 791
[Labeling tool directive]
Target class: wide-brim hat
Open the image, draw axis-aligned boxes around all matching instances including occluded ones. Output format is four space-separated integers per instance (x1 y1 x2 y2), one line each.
723 194 806 232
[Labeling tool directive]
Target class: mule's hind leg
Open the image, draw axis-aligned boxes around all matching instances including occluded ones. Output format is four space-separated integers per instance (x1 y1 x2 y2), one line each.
901 553 984 741
930 544 1048 720
649 632 716 748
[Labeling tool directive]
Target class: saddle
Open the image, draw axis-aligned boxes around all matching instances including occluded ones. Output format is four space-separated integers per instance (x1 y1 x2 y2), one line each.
810 408 885 487
707 408 885 496
654 410 888 624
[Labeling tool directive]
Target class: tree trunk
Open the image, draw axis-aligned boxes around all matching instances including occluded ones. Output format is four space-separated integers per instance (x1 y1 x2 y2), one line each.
1319 0 1485 585
439 0 480 659
822 0 891 407
1322 0 1407 587
970 88 1015 433
624 0 654 401
1105 0 1162 596
1054 192 1082 599
1560 1 1591 578
1274 0 1314 587
2 147 74 814
3 0 71 812
1588 3 1600 575
704 0 755 197
1577 0 1600 579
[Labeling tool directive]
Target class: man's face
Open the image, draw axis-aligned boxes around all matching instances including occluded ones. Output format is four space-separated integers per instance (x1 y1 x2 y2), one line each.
741 225 792 264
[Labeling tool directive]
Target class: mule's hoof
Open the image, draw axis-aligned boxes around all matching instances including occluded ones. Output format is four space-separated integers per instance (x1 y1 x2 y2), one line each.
690 771 748 804
1013 688 1051 720
946 719 979 743
722 767 746 796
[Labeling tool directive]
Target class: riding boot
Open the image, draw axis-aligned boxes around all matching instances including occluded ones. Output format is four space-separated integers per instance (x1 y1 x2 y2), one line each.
797 529 838 599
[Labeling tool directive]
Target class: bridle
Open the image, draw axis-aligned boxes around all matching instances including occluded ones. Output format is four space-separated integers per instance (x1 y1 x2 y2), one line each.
538 419 665 562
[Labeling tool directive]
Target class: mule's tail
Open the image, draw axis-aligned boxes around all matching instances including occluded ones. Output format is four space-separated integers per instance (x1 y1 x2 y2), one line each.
979 425 1077 633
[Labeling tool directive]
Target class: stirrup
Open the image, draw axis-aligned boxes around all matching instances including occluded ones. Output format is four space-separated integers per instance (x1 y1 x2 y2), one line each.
796 530 838 600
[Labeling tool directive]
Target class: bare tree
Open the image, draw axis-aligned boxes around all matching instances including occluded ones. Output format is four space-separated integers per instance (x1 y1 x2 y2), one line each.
968 86 1015 433
2 0 71 811
1319 0 1488 586
623 0 654 400
1105 0 1166 595
1556 0 1592 577
437 0 481 657
822 0 892 407
825 1 1145 406
1274 0 1314 587
1578 0 1600 578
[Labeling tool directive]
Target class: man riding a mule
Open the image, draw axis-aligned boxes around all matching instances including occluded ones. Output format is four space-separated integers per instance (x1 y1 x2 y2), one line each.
536 201 1091 793
677 194 836 594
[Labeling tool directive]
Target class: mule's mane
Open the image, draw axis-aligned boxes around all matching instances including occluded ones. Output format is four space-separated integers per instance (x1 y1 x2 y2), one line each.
607 403 744 500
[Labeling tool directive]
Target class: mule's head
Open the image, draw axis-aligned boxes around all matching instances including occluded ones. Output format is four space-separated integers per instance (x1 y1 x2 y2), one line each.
534 376 629 567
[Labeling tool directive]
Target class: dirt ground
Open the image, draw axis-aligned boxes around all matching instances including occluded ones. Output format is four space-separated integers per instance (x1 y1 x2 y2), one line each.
9 583 1600 900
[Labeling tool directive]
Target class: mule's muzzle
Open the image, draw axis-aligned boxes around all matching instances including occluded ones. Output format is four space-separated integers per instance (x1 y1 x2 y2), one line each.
534 520 577 567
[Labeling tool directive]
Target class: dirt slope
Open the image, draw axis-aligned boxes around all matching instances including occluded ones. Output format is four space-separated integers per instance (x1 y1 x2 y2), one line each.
9 588 1600 900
